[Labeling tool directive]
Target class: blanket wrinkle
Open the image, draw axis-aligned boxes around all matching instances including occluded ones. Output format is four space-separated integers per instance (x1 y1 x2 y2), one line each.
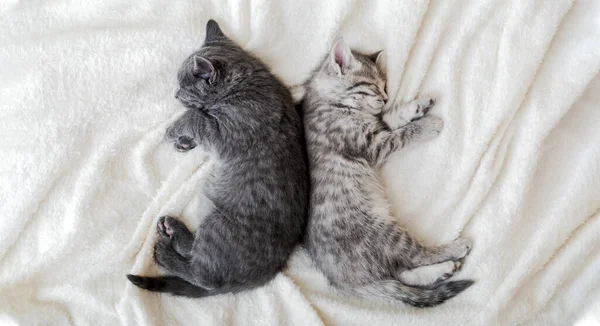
491 3 572 144
513 211 600 325
394 1 448 102
452 1 575 240
483 72 600 324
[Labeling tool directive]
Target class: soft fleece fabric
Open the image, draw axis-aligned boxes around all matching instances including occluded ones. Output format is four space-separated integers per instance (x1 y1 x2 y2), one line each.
1 0 599 325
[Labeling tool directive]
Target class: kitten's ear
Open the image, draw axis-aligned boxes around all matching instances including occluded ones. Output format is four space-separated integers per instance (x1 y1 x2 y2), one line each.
205 19 226 43
329 38 355 75
193 55 214 81
373 50 387 73
368 50 382 62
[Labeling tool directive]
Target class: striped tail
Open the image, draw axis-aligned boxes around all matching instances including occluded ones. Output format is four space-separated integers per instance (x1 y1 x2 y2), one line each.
350 279 474 308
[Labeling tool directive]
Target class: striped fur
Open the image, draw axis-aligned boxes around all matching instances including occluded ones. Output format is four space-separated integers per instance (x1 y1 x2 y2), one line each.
302 39 474 308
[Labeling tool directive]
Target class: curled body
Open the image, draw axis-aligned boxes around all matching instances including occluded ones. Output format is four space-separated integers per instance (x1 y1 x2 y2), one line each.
127 20 309 298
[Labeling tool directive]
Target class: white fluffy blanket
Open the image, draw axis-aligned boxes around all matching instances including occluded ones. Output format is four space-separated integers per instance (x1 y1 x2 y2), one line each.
1 0 599 325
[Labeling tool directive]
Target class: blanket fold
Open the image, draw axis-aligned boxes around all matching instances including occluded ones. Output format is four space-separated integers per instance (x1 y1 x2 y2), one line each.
1 0 598 325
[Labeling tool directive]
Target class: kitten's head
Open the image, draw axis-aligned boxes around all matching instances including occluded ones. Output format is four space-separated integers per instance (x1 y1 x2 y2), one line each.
308 39 388 115
175 20 262 110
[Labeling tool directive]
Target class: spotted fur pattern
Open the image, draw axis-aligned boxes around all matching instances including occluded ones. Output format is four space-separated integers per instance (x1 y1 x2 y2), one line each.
302 39 474 308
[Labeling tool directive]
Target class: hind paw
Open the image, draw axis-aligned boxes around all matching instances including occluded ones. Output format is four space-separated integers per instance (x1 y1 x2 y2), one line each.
451 238 472 259
157 216 175 239
156 216 189 241
435 261 462 283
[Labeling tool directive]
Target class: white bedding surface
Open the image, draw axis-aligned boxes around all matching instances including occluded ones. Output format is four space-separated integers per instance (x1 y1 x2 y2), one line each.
1 0 599 325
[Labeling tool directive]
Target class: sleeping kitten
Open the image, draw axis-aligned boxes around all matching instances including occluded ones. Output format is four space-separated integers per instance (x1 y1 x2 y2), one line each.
127 20 309 298
302 39 474 308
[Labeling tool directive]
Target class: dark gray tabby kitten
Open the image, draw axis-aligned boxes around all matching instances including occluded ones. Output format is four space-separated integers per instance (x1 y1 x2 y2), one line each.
302 39 474 308
127 20 309 298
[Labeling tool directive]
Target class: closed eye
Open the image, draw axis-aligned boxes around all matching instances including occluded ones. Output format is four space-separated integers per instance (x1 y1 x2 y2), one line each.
346 81 376 91
346 81 381 97
352 91 376 96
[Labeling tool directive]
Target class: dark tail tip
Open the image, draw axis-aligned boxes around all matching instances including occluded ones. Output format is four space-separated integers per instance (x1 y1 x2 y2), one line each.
445 279 475 295
127 274 214 298
127 274 153 290
409 279 475 308
127 274 171 292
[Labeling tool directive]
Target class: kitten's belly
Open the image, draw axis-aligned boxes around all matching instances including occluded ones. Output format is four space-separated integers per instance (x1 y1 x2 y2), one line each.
307 152 393 273
308 160 393 284
309 154 390 224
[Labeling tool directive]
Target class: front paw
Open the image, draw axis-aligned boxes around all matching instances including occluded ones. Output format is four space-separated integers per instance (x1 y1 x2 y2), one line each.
174 135 196 152
165 125 180 142
410 115 443 141
404 96 436 122
383 96 436 130
414 97 436 119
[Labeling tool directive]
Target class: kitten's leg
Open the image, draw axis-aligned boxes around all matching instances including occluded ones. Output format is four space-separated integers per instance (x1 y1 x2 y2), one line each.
369 115 443 166
153 216 196 280
153 241 193 280
165 109 216 152
382 97 436 130
166 111 197 152
400 115 444 142
153 241 216 290
156 216 194 257
156 215 223 290
409 238 472 267
398 261 461 286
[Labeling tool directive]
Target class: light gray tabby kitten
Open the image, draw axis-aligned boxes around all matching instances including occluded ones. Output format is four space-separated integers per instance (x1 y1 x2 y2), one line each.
302 39 474 308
